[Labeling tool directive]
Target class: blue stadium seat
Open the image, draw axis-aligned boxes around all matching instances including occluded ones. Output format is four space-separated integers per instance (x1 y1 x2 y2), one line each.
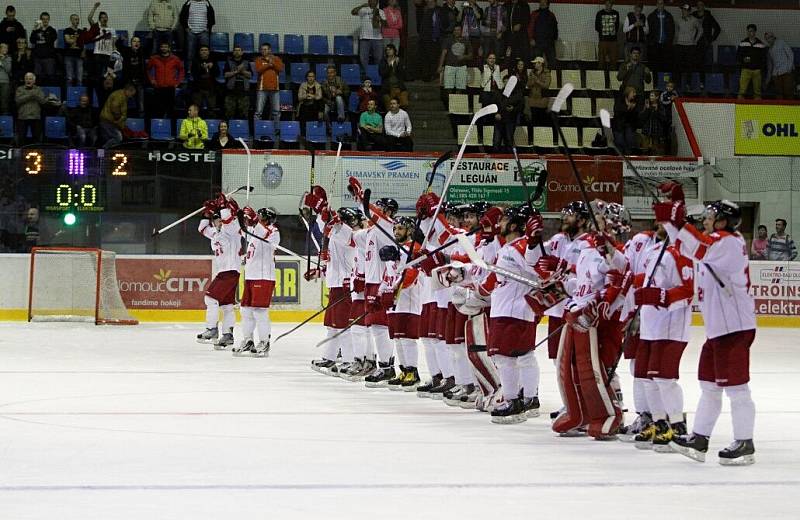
210 32 230 53
126 118 145 133
705 73 725 95
116 30 129 43
316 63 334 80
56 29 64 49
234 33 255 54
291 62 311 84
279 68 287 86
255 120 276 142
284 34 304 55
279 90 294 112
228 119 250 139
259 33 279 53
308 35 329 55
341 64 361 86
683 72 702 94
44 117 67 140
150 119 173 140
717 45 737 68
0 115 12 137
41 86 62 102
66 86 87 108
333 35 354 56
365 64 381 86
280 121 300 143
332 121 352 143
206 119 220 137
348 92 359 112
216 61 226 83
306 121 327 144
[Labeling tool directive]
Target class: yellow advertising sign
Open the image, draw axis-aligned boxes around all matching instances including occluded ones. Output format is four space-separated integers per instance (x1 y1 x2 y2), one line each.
734 104 800 156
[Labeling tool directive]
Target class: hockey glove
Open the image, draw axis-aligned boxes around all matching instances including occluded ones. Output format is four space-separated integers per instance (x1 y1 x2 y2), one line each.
303 192 328 214
241 206 258 226
479 207 503 237
417 250 448 276
653 200 685 229
303 268 322 281
415 192 440 220
566 302 599 333
634 287 668 308
524 213 544 248
319 250 330 263
659 181 685 203
347 176 365 202
203 199 220 216
353 274 366 293
225 196 240 214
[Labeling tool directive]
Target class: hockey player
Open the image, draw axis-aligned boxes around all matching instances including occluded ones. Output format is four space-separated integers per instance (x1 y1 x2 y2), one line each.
657 195 758 465
233 206 280 357
197 194 242 348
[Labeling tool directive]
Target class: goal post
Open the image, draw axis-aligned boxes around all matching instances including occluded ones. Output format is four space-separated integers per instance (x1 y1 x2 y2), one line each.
28 247 138 325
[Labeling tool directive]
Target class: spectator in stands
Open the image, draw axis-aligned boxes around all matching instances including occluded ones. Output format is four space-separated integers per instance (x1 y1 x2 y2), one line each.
254 43 283 124
480 51 504 107
617 46 651 95
117 35 147 115
190 44 218 117
737 24 767 100
352 0 386 73
22 207 42 253
356 77 379 112
383 97 412 151
0 43 10 114
692 1 720 69
527 56 550 127
507 0 530 63
180 0 215 72
29 12 57 86
480 0 505 64
14 72 54 145
209 120 241 149
659 78 677 151
612 86 640 154
638 90 667 155
147 0 178 47
416 0 443 83
64 93 97 147
595 1 620 71
440 0 459 39
458 0 482 66
358 98 383 151
297 70 323 126
147 42 184 118
438 25 472 95
63 14 85 87
382 0 403 53
768 218 797 261
623 2 648 60
493 58 525 152
647 0 674 72
765 32 795 100
11 37 32 86
322 65 349 123
179 103 207 149
750 224 768 260
223 44 251 119
528 0 558 69
379 43 408 109
87 3 118 90
98 82 135 148
95 73 116 110
673 4 701 85
0 6 25 55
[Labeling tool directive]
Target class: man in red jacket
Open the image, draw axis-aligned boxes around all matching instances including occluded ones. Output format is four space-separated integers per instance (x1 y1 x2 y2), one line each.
147 41 185 118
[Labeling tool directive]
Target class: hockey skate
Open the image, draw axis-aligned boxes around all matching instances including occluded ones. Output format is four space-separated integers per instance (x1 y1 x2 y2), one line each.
213 332 234 350
522 396 540 418
364 363 395 388
400 367 421 392
653 421 687 453
387 368 407 391
197 327 218 344
634 422 658 450
457 384 480 409
311 358 335 374
490 397 527 424
718 440 755 466
343 358 375 382
331 362 351 378
429 376 455 401
232 338 255 357
670 433 710 463
340 359 364 381
416 373 443 398
253 339 270 358
618 412 652 443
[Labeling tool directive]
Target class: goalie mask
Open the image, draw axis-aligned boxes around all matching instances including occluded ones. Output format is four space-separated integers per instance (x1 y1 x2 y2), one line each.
703 200 741 231
591 200 631 236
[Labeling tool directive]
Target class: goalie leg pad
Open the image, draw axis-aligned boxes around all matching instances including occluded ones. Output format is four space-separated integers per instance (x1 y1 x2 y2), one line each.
466 314 500 396
552 325 586 434
574 327 622 438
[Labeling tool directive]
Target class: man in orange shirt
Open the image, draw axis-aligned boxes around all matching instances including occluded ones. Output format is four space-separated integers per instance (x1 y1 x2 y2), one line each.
147 41 185 118
254 43 284 124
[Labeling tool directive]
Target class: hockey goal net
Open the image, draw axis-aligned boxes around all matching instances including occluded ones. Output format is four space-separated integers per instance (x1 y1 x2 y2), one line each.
28 247 138 325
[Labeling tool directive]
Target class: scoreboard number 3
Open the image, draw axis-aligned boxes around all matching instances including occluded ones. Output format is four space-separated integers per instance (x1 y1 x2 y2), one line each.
25 151 42 175
112 153 129 176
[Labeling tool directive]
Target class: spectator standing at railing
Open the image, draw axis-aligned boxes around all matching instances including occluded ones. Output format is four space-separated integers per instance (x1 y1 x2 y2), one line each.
297 70 324 127
147 42 185 118
179 103 208 149
528 0 558 70
0 43 10 114
382 0 404 54
12 37 32 87
223 45 251 119
623 2 648 60
692 1 720 68
767 219 797 261
480 51 504 107
438 25 472 95
63 93 97 147
595 1 621 71
647 0 674 72
673 4 701 86
612 86 640 154
383 97 413 151
750 225 768 261
506 0 530 63
736 24 767 100
617 46 651 96
98 82 136 148
480 0 504 64
352 0 387 73
0 6 25 55
322 65 350 123
87 3 118 91
191 45 218 117
527 56 550 127
417 0 443 83
358 98 383 151
440 0 459 40
179 0 215 74
147 0 178 48
118 36 148 115
638 90 667 155
458 0 482 66
379 43 409 109
254 43 284 124
29 12 58 86
765 32 795 100
63 15 85 87
356 77 379 111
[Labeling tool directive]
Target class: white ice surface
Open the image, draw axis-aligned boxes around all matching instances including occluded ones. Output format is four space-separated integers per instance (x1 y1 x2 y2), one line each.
0 323 798 519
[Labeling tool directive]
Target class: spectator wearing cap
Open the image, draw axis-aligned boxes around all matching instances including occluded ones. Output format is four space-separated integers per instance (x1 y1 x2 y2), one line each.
480 0 505 63
646 0 674 72
595 1 620 71
356 78 379 112
527 56 550 127
673 4 700 85
528 0 558 68
623 2 648 61
765 32 795 100
617 46 651 96
737 24 767 100
767 218 797 261
692 1 720 68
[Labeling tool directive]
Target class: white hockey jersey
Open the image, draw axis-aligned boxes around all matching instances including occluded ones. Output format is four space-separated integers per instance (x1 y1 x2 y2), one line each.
382 260 422 315
365 210 396 285
542 231 575 318
489 236 538 322
319 217 356 289
638 242 694 342
243 222 280 281
620 230 658 322
570 238 628 310
198 208 242 273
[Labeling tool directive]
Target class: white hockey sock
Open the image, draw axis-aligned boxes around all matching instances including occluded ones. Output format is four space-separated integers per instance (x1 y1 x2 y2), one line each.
204 295 220 329
339 329 354 362
693 381 723 437
402 338 419 369
448 343 471 384
422 338 440 376
654 377 684 423
435 339 454 378
395 339 407 367
725 383 755 440
494 355 520 401
220 304 235 331
240 306 255 339
351 325 371 360
371 325 393 364
631 360 649 413
517 350 540 398
644 378 666 421
253 308 271 343
322 327 339 361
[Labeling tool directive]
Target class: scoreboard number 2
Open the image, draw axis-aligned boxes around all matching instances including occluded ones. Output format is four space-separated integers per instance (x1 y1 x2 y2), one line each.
112 153 129 176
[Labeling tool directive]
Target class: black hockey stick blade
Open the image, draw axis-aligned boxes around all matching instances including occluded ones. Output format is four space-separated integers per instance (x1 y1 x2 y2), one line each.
315 311 369 349
273 292 351 346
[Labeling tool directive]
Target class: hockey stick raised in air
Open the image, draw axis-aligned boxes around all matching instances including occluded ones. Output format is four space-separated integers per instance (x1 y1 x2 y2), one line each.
318 141 345 271
238 137 252 205
315 311 369 349
239 225 306 262
273 291 351 346
408 150 453 262
405 228 480 269
151 185 254 237
298 212 322 253
512 146 547 255
362 188 411 258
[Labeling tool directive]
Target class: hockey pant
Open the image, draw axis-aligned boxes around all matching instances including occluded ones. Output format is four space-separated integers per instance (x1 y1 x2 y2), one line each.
465 313 500 397
205 295 235 331
552 324 622 438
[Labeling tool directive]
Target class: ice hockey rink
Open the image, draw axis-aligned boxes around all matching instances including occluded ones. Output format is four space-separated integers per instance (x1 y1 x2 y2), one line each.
1 322 798 519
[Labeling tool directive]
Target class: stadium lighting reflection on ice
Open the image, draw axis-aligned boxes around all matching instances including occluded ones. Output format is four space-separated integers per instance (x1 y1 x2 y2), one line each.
63 212 77 226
